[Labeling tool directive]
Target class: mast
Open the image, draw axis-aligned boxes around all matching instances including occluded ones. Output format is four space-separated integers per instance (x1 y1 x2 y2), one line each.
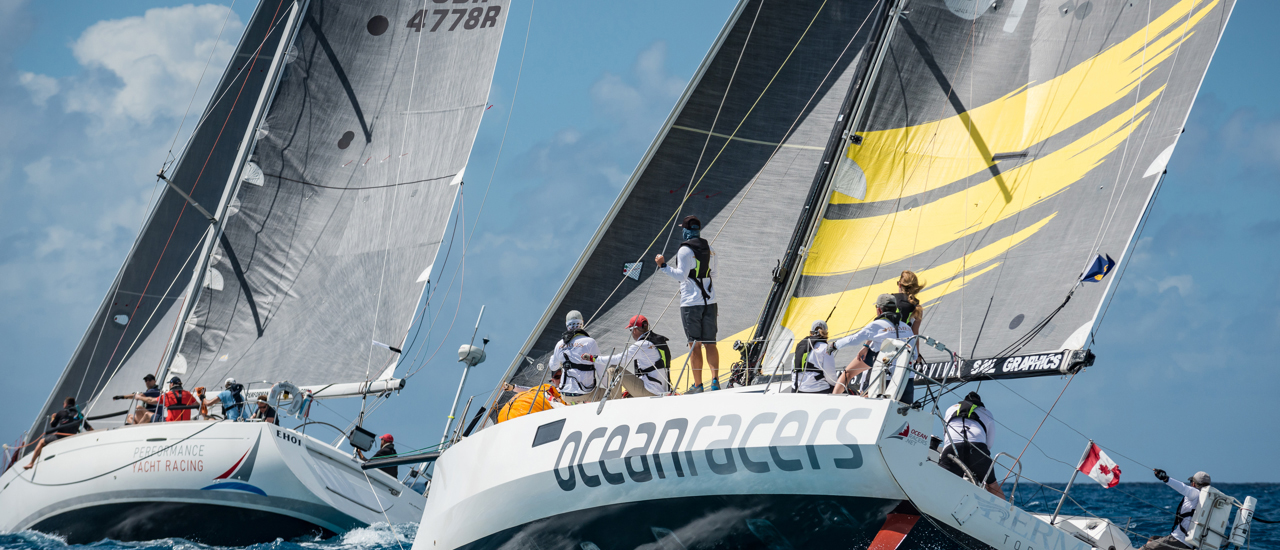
156 0 307 384
751 0 906 360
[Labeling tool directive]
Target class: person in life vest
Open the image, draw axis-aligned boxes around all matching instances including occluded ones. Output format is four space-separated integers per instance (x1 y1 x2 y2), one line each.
830 294 916 401
1139 469 1212 549
938 392 1005 500
23 396 93 469
655 215 719 393
895 270 925 334
550 310 605 405
203 378 247 421
792 320 840 394
594 314 672 398
134 377 200 421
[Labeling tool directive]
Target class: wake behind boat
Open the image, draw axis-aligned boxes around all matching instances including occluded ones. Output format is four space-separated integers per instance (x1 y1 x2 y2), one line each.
413 0 1256 549
2 0 509 544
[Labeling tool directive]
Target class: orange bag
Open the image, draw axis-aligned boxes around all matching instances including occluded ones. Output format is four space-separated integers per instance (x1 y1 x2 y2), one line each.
497 385 562 423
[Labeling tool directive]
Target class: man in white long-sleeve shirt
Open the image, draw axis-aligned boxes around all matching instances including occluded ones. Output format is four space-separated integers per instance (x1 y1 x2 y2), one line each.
595 314 671 397
550 310 605 405
793 320 839 393
655 215 719 393
1140 470 1211 549
939 392 1005 500
830 294 915 400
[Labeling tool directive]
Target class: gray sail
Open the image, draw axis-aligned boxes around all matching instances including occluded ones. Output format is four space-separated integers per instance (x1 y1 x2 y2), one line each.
768 0 1235 373
28 0 298 441
169 0 510 394
507 0 884 389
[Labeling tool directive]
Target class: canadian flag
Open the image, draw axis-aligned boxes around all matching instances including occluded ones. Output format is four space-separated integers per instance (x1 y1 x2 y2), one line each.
1078 442 1121 488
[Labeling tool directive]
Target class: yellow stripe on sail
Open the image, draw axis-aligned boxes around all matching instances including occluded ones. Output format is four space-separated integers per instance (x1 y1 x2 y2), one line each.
838 0 1218 205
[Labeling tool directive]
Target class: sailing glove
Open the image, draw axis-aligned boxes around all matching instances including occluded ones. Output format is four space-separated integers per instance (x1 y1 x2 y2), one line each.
1154 468 1169 482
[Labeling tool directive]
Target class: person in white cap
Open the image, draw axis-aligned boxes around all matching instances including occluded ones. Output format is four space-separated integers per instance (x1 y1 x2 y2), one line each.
830 293 915 401
549 310 605 405
203 377 247 421
1141 469 1212 549
792 320 839 393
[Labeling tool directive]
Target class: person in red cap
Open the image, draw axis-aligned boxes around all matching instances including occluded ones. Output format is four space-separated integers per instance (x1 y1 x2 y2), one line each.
594 314 672 397
655 215 719 393
357 433 399 478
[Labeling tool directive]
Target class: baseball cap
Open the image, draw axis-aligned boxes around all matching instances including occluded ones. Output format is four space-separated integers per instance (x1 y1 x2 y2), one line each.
680 215 702 230
875 294 896 309
168 376 183 385
811 320 828 333
566 310 584 330
1190 471 1211 485
627 314 649 329
143 373 156 381
380 434 394 443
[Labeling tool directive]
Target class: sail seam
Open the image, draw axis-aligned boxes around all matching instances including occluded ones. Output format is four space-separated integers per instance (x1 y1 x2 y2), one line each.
669 125 825 150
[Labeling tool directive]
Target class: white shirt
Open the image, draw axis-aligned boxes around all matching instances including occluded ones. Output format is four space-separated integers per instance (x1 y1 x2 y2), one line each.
831 318 914 353
794 339 839 393
941 403 995 449
660 242 716 307
595 336 669 395
1166 478 1200 543
550 333 603 395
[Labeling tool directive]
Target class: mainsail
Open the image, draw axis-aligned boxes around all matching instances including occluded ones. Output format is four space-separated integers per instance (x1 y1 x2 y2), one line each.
28 0 297 441
39 0 509 432
506 0 885 387
766 0 1234 380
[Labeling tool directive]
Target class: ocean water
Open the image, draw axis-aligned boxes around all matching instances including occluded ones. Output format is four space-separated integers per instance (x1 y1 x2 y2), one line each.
0 484 1274 549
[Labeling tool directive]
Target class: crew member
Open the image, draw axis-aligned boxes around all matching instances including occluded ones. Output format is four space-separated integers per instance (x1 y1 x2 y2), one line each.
793 320 839 393
830 294 915 401
23 397 92 469
253 395 277 425
133 377 199 421
656 215 719 393
126 373 161 424
550 310 605 404
1140 470 1212 549
595 314 672 397
204 378 247 421
357 434 399 479
938 392 1005 500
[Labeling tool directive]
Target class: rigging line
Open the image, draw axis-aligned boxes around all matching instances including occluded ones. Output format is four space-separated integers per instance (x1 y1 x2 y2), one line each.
405 206 469 377
462 0 536 254
1089 170 1162 345
81 240 206 411
584 0 844 329
366 0 444 396
359 470 407 550
162 0 239 172
400 194 465 375
93 0 291 392
1001 371 1077 484
641 0 765 315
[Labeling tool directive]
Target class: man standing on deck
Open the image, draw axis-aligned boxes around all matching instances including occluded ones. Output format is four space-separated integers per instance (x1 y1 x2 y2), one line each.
1139 470 1212 549
550 310 606 404
655 215 719 393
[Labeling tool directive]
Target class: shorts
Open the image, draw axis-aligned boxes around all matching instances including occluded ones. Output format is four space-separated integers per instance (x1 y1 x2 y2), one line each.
940 442 996 485
680 303 718 343
1139 535 1191 550
43 433 65 444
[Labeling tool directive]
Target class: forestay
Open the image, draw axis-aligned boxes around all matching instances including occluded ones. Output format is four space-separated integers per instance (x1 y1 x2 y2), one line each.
31 0 298 441
506 0 884 388
767 0 1234 371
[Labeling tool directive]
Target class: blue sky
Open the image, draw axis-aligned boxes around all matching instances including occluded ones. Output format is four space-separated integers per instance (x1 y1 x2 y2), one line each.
1 0 1276 489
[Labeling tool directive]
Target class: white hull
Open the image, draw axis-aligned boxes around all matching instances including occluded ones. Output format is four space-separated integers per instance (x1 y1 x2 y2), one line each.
0 421 425 544
414 391 1122 550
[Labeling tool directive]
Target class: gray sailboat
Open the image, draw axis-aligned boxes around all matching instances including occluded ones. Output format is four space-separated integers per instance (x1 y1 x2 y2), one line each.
0 0 508 544
412 0 1251 549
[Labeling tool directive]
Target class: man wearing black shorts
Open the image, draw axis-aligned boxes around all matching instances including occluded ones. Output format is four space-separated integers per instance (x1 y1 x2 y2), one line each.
939 392 1005 500
657 216 719 393
23 397 92 469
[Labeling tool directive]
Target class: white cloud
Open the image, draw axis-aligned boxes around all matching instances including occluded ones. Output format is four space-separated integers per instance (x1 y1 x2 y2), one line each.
1156 274 1193 296
65 4 242 124
17 72 58 106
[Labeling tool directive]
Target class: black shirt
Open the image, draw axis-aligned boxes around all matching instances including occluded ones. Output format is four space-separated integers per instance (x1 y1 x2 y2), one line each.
255 403 277 424
49 406 90 434
371 443 398 478
141 388 161 412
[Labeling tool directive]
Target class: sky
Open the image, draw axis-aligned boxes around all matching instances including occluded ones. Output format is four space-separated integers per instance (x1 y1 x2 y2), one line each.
0 0 1276 492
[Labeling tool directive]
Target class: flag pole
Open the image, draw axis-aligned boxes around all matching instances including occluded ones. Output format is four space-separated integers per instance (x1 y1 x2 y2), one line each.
1050 440 1093 526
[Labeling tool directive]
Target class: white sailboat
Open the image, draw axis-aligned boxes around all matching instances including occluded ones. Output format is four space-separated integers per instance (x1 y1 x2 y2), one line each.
411 0 1257 549
0 0 509 544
